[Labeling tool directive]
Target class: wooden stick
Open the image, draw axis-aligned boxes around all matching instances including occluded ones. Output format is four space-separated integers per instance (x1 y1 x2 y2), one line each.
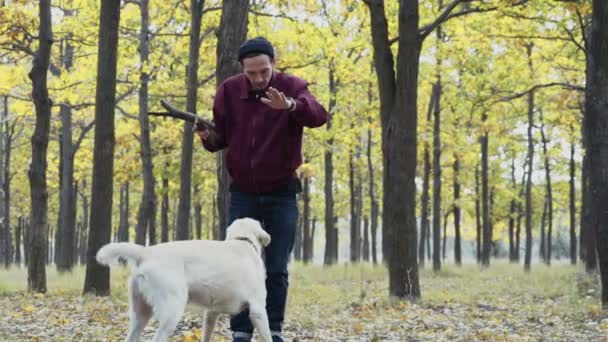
148 100 216 131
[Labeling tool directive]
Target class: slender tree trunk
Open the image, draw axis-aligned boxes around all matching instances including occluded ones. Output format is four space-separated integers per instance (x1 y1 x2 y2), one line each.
133 0 156 247
15 217 22 266
523 44 535 272
540 195 547 262
363 216 370 262
570 139 577 265
442 209 448 261
27 0 53 293
367 126 379 265
419 87 435 267
176 0 204 241
83 0 121 295
302 174 312 263
540 109 553 265
0 96 6 268
324 67 337 265
161 175 169 243
585 0 608 306
78 179 88 264
453 154 461 265
4 108 14 267
56 36 76 272
117 183 129 242
475 165 481 263
294 215 302 261
509 157 517 262
311 217 317 260
432 82 442 272
194 185 202 240
349 148 361 263
481 112 491 266
72 182 78 263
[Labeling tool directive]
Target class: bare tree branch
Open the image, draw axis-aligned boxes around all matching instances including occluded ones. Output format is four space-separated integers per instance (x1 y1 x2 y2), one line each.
72 120 95 157
116 104 138 120
249 9 296 22
496 82 584 103
197 71 216 87
277 57 324 72
420 0 530 41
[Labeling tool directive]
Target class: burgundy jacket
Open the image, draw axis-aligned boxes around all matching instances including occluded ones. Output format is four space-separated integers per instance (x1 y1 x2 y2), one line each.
202 72 328 193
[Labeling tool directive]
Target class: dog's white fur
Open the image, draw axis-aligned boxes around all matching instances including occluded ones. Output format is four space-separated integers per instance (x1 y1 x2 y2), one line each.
96 218 272 342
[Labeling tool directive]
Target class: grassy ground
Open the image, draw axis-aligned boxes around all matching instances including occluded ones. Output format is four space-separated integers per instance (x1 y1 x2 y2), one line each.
0 261 606 341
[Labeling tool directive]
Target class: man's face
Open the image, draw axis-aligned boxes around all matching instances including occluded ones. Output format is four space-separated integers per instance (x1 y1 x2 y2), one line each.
242 54 274 90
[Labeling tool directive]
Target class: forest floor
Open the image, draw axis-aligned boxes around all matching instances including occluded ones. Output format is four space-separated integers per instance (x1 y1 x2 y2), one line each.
0 261 606 341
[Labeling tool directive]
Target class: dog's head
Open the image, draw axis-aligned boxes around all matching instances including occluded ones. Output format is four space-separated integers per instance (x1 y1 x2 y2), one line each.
226 218 271 250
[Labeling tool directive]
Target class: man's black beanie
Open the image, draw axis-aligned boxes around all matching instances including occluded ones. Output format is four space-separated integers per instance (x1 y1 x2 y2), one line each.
238 37 274 61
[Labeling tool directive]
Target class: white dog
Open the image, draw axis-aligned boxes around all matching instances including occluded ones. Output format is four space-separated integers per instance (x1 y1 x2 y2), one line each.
96 217 272 342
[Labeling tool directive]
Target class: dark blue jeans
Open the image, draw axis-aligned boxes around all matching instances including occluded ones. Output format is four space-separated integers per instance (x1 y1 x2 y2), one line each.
229 190 298 337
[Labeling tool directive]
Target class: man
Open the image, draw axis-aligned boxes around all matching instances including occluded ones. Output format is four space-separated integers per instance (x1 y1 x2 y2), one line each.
194 37 328 342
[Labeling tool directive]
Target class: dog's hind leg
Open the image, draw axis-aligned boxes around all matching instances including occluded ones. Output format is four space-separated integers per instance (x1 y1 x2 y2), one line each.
125 275 152 342
248 303 272 342
201 311 220 342
135 263 188 342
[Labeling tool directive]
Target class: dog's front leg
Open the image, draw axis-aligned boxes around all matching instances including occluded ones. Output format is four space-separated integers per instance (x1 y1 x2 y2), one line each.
248 303 272 342
202 311 220 342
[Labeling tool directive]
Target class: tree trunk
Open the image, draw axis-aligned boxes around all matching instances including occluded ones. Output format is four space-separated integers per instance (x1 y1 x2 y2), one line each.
508 157 517 262
481 112 491 266
117 182 129 242
4 112 14 267
15 217 22 266
0 96 6 268
27 0 53 293
176 0 204 241
539 109 553 265
453 154 461 265
418 90 433 268
523 44 536 272
78 179 88 264
366 0 421 299
324 68 337 265
540 195 547 263
133 0 156 248
581 156 597 271
363 215 370 262
302 174 312 263
585 0 608 307
349 149 361 263
432 80 442 271
194 185 202 240
161 175 169 243
215 0 249 240
570 139 577 265
367 122 379 265
83 0 121 296
475 165 481 264
72 182 78 263
149 193 157 245
56 34 76 272
442 209 448 261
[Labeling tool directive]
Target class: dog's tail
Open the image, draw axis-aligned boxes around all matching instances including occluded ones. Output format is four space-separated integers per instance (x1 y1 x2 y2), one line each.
96 242 145 267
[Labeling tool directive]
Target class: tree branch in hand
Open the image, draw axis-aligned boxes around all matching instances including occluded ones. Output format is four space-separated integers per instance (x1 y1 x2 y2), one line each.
148 100 215 131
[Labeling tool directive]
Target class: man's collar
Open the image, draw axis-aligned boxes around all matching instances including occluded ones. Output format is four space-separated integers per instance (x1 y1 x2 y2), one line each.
238 72 277 100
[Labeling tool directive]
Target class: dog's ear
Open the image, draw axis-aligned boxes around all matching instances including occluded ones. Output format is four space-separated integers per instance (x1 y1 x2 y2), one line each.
257 229 271 247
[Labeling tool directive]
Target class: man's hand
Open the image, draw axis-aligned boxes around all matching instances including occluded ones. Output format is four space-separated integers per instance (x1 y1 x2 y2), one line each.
261 87 295 111
192 118 211 141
